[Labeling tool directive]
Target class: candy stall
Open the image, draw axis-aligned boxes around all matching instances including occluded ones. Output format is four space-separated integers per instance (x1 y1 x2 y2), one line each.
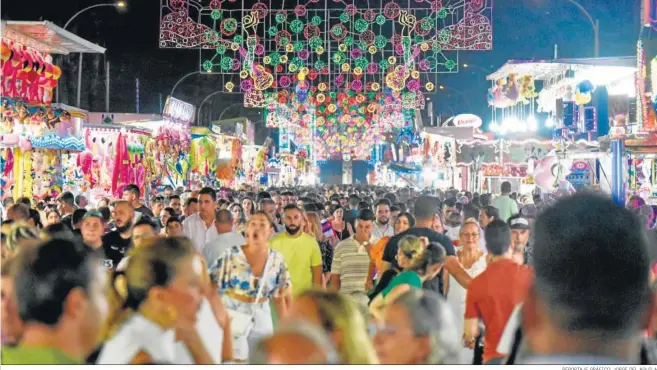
0 21 104 201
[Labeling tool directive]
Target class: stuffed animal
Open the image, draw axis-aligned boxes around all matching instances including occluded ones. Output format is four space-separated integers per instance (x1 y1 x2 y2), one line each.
505 73 520 102
519 75 538 104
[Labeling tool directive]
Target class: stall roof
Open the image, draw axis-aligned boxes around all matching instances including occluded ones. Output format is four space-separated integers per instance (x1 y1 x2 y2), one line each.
1 21 106 54
423 126 476 140
486 56 636 81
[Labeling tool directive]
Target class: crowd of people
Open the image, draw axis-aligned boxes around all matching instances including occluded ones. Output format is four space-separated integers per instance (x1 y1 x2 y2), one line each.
1 181 656 365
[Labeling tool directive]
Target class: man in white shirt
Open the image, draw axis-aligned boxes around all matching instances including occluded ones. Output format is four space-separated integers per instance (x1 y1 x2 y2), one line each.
202 208 246 266
183 187 218 252
491 181 519 222
371 199 394 243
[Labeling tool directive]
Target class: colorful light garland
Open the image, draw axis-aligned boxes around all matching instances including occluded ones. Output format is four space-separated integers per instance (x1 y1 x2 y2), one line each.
159 0 493 94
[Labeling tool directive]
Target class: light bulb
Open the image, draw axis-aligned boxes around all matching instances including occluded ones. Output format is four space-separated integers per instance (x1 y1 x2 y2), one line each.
527 116 538 131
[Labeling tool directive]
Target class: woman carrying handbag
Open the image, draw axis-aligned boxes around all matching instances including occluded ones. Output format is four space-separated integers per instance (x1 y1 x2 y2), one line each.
209 211 292 362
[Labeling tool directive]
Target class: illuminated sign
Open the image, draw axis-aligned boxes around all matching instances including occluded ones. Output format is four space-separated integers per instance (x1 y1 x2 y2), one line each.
163 96 195 124
453 114 482 128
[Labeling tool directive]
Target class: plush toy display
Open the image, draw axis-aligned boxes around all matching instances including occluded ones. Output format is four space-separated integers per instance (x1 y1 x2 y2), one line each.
0 41 60 104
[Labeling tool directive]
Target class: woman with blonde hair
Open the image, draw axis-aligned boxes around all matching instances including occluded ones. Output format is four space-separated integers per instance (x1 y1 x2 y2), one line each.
1 222 41 259
285 289 379 364
370 235 446 319
445 218 487 364
97 237 231 364
304 212 333 284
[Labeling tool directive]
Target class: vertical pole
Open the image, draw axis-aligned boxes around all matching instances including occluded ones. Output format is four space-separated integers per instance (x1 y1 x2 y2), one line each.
611 139 625 206
55 56 60 103
136 78 140 113
594 19 600 57
554 44 558 59
159 93 163 113
76 53 83 107
105 61 110 112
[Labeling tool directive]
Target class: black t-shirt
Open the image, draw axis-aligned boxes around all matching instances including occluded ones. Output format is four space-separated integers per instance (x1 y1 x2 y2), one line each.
382 227 456 296
135 205 154 218
101 231 133 267
84 243 115 270
60 214 74 230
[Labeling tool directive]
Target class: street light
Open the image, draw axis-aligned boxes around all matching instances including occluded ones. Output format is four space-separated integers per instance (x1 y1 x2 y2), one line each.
563 0 599 57
61 1 127 108
538 0 599 57
461 63 493 74
196 90 225 124
170 70 212 98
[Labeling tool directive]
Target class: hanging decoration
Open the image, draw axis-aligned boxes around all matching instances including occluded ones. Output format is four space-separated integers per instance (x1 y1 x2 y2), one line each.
160 0 493 94
0 40 61 105
0 97 84 151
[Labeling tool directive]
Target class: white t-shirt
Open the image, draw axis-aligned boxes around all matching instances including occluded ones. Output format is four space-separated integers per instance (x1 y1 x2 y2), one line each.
202 231 246 266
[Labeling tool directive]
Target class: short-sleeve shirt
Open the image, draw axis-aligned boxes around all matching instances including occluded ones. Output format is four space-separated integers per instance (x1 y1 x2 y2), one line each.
331 237 371 295
209 246 291 299
381 270 422 298
382 227 455 295
491 195 519 222
270 232 322 296
464 259 533 363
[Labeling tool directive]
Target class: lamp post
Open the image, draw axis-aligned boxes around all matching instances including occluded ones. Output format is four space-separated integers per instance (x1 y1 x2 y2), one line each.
438 85 474 112
461 63 494 74
196 90 226 125
61 1 127 108
170 71 206 98
562 0 599 57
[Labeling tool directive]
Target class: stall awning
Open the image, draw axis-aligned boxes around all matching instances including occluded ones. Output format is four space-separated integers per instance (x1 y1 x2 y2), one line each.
487 57 636 81
1 21 106 54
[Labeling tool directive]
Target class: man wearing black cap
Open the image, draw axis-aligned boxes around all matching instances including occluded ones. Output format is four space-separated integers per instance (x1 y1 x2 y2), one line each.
80 210 113 270
508 214 531 265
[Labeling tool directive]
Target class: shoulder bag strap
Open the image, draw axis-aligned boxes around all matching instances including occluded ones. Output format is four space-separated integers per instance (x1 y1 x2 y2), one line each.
254 250 273 302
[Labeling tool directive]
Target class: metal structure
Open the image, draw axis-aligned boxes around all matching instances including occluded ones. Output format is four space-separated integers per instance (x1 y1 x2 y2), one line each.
159 0 492 94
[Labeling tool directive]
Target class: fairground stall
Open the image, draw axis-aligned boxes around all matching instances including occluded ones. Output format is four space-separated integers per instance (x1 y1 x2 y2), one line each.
0 21 104 202
136 97 194 193
617 19 657 203
70 114 155 204
189 127 218 189
211 117 254 186
485 57 634 196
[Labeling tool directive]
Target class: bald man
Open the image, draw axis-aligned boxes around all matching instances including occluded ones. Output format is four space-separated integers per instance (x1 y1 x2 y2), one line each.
101 201 135 268
249 321 340 364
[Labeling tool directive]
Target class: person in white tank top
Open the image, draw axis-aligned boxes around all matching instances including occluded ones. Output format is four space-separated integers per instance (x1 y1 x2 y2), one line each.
445 219 487 364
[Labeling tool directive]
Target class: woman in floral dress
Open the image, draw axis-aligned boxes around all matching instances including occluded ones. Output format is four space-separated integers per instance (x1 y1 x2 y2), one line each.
209 211 292 362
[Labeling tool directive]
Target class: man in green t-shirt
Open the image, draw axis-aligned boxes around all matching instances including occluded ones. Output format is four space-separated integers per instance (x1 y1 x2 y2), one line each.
270 204 323 296
1 238 109 364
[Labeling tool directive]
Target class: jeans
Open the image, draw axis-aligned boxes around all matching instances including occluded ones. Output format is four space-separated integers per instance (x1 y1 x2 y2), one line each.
222 296 273 362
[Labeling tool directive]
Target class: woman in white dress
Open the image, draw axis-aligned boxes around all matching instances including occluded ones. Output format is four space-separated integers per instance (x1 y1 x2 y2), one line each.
445 218 487 364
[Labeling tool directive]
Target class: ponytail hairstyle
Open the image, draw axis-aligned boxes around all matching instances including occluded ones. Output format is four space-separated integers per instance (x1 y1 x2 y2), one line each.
103 236 196 339
410 242 447 275
124 236 196 310
398 235 425 269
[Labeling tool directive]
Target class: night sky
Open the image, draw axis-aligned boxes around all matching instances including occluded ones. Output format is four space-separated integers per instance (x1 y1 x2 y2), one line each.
1 0 643 134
